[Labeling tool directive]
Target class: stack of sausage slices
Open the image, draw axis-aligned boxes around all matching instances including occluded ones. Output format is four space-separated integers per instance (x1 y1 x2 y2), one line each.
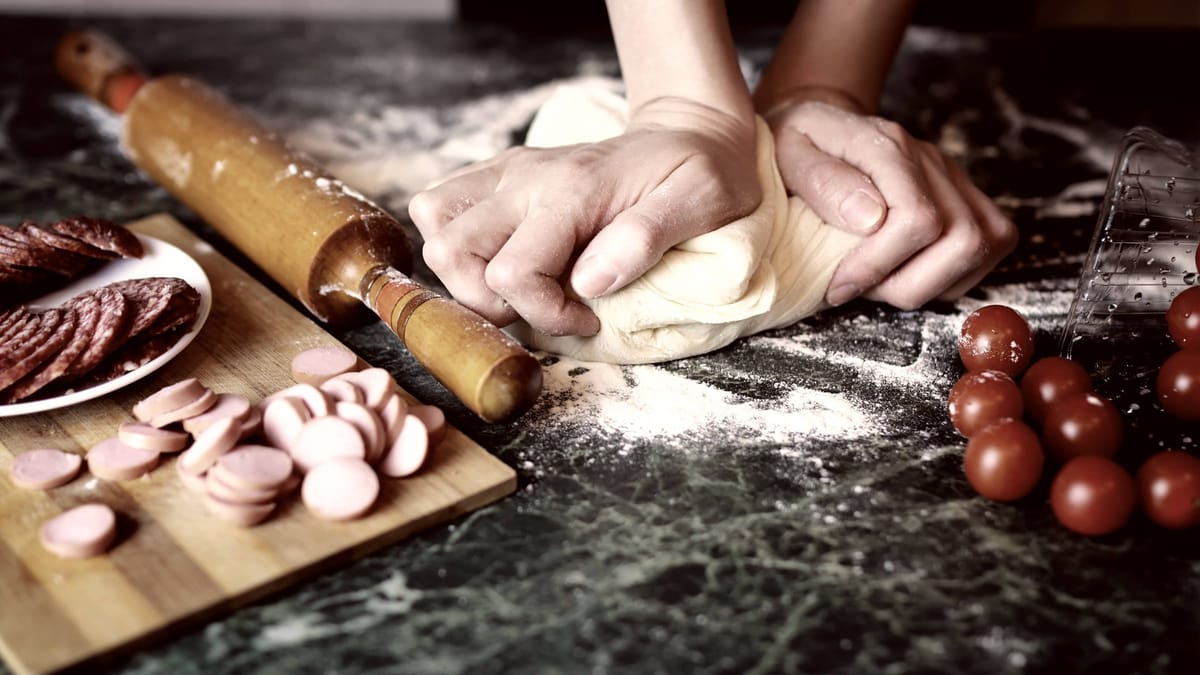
0 217 201 404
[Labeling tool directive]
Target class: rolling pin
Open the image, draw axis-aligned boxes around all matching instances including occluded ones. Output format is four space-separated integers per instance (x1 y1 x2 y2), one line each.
56 30 542 423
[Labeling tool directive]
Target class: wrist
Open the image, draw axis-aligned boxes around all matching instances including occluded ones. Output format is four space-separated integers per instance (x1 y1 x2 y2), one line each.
629 96 756 148
758 85 871 123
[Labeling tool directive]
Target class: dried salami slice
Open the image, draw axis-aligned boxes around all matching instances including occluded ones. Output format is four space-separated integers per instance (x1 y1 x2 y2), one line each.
144 282 201 337
0 313 42 363
75 325 187 388
2 304 91 403
50 216 143 259
63 286 129 380
0 227 94 278
0 237 62 274
19 221 118 260
0 306 29 337
0 309 70 391
108 277 193 340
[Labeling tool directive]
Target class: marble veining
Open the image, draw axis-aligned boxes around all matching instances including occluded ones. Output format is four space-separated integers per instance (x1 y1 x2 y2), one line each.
2 16 1198 675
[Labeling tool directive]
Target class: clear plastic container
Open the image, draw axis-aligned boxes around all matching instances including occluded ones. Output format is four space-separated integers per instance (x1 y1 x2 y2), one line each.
1061 127 1200 453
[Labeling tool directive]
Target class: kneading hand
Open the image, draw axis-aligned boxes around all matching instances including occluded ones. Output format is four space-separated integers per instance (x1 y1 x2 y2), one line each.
766 97 1017 309
408 97 760 337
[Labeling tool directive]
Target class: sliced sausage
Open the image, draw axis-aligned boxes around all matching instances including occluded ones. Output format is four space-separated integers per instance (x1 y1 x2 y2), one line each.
19 220 118 260
205 469 278 505
290 345 361 386
377 393 408 441
86 437 160 481
0 308 74 395
39 503 118 558
118 422 189 453
212 445 293 492
261 396 310 451
177 415 241 474
63 286 129 380
150 389 217 428
182 393 252 436
133 378 208 422
2 303 93 403
409 404 447 448
263 383 333 418
291 416 366 473
202 492 275 527
319 377 363 405
0 226 93 278
50 216 143 259
175 458 209 495
9 448 83 490
301 457 379 521
334 401 386 465
379 415 429 478
333 368 395 410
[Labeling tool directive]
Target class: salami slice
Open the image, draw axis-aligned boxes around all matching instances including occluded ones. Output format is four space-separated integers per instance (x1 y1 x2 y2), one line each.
50 216 143 259
63 286 129 380
19 221 118 260
0 313 42 365
0 227 93 278
0 309 71 392
1 304 91 403
108 277 189 340
77 325 187 387
0 306 30 338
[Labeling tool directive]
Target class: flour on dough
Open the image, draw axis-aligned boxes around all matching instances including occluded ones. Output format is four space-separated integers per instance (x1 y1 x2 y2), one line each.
511 82 862 364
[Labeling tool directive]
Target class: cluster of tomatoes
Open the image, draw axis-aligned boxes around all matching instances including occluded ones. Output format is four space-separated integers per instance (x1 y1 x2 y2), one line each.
948 302 1200 536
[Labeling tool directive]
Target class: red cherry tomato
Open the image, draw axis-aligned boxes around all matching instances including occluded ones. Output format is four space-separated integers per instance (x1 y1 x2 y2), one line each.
1166 287 1200 349
1050 456 1136 536
963 419 1044 501
958 305 1035 377
1136 451 1200 529
1041 392 1124 462
1019 356 1092 426
1157 350 1200 420
948 371 1023 437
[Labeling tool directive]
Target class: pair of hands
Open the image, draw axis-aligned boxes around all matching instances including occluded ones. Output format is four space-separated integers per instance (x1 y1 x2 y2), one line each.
408 95 1017 337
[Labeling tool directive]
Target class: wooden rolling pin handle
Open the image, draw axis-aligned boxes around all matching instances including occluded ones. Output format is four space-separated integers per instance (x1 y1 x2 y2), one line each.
55 30 146 112
363 267 543 424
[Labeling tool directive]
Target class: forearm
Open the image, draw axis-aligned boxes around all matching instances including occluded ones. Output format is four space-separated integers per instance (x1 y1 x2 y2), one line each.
606 0 754 130
753 0 915 114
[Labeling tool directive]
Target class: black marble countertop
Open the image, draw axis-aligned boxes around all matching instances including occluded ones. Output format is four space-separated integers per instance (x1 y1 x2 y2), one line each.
2 15 1199 675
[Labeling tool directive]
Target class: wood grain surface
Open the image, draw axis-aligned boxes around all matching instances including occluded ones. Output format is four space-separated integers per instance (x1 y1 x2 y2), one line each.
0 214 517 675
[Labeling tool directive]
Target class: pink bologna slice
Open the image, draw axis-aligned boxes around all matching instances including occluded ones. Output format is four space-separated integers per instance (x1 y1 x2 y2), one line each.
409 404 447 448
9 448 83 490
150 389 217 428
211 445 293 492
181 393 252 436
301 457 379 521
290 346 360 386
39 503 118 558
86 437 159 481
290 416 366 473
118 422 189 453
177 416 241 474
379 415 429 478
132 378 208 422
261 396 310 452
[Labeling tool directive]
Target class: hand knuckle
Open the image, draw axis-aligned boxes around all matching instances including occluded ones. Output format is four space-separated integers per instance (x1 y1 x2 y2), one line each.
420 236 455 271
483 257 522 293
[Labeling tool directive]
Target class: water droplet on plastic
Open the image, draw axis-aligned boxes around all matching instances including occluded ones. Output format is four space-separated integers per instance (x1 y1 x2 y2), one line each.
1148 232 1159 240
1166 177 1176 192
1185 272 1197 285
1107 303 1118 312
1186 207 1196 220
1138 217 1151 229
1133 292 1143 301
1127 403 1141 414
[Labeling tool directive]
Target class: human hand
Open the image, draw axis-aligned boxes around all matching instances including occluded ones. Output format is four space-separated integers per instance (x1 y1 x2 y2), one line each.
408 97 760 336
765 94 1017 309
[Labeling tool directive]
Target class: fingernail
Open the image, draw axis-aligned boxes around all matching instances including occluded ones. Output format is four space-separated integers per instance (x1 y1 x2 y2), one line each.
572 255 620 298
826 283 862 307
839 190 884 233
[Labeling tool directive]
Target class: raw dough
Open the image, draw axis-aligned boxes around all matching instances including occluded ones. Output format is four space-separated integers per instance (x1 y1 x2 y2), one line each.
513 83 862 364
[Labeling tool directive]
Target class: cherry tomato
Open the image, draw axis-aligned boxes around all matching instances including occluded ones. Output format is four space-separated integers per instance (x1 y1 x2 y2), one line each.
1050 456 1136 536
958 305 1035 377
1166 287 1200 349
1157 350 1200 420
947 371 1023 437
1019 356 1092 426
1041 391 1123 462
1136 451 1200 529
963 419 1044 501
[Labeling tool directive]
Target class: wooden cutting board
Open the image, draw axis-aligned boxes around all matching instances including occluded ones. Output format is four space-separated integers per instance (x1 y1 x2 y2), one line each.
0 214 517 675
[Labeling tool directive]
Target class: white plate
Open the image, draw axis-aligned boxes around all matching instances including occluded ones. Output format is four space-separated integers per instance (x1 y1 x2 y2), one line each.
0 234 212 417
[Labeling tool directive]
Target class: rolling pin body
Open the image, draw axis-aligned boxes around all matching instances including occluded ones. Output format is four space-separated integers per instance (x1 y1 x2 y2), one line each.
121 75 540 422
